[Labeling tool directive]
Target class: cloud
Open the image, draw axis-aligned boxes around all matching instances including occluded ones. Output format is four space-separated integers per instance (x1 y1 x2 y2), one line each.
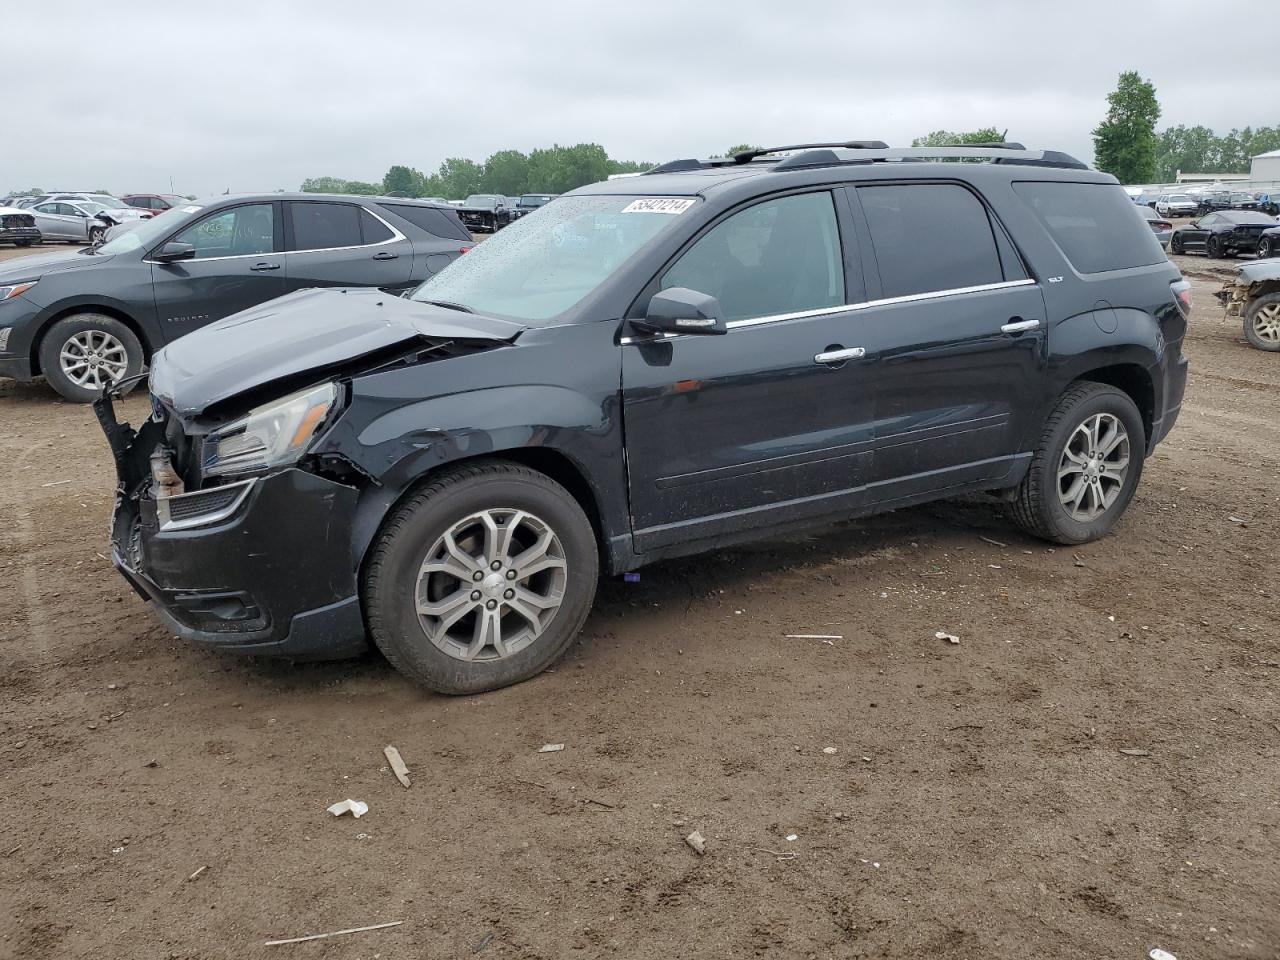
5 0 1275 195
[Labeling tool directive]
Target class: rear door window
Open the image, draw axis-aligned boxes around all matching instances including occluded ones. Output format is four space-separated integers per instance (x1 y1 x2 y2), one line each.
360 209 394 244
857 184 1003 298
1013 181 1166 274
287 201 363 251
661 191 845 322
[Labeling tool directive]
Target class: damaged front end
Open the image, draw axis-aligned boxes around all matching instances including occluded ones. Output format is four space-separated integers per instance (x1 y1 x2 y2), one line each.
94 378 368 658
1217 261 1280 319
94 287 525 659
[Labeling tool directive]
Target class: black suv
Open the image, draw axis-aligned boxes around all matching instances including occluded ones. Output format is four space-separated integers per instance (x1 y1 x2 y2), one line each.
0 194 472 402
98 141 1189 695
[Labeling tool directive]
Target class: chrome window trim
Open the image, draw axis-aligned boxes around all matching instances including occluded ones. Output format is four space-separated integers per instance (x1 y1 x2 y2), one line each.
143 203 404 264
157 478 256 532
620 279 1036 344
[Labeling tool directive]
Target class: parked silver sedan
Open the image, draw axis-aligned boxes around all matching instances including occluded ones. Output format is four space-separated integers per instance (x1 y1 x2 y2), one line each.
27 200 115 244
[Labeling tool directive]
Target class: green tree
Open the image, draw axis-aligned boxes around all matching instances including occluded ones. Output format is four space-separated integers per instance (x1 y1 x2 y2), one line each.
726 144 761 157
437 157 485 199
609 159 651 175
300 176 347 193
911 128 1003 147
479 150 529 196
341 180 382 196
1154 125 1217 181
1092 72 1161 183
382 165 424 197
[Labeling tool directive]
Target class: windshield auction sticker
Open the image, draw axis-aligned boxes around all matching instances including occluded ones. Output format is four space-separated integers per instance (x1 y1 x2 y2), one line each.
621 198 697 215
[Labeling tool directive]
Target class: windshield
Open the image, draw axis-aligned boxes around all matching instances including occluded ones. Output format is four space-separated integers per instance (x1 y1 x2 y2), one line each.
409 194 696 322
89 194 125 208
465 195 500 208
1168 195 1191 202
78 202 107 214
519 194 553 207
97 204 201 254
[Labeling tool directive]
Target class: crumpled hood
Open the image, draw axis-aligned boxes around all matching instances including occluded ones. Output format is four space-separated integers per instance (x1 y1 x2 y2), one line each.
1232 260 1280 285
150 287 526 418
0 248 109 280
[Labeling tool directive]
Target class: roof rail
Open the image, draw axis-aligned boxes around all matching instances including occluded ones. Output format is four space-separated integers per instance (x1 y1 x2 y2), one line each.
644 143 1089 176
769 145 1088 172
731 141 889 164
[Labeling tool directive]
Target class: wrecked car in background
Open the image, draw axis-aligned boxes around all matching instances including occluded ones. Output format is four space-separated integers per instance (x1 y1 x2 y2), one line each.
1219 260 1280 351
0 206 41 247
456 194 514 233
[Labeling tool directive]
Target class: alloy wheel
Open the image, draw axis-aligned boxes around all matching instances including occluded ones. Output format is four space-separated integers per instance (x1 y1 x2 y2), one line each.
1057 413 1130 522
414 508 567 662
1252 303 1280 345
59 330 128 389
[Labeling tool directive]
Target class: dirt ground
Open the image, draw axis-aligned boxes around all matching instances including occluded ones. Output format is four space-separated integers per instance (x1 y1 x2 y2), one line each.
1 242 1277 960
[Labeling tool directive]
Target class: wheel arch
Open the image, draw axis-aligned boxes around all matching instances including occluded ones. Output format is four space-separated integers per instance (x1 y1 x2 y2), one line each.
30 302 153 376
349 447 615 589
1073 363 1155 444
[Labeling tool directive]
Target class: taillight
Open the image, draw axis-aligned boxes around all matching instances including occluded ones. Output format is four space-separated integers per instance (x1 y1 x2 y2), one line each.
1170 279 1192 318
1157 221 1172 231
459 246 471 254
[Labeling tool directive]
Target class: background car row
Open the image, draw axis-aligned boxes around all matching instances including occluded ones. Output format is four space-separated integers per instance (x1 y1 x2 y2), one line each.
0 194 474 400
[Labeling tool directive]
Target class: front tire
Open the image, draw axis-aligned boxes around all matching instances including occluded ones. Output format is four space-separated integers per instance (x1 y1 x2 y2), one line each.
1243 293 1280 352
1009 383 1145 545
1206 234 1222 258
1170 233 1184 255
38 314 143 403
364 460 599 695
1257 237 1274 259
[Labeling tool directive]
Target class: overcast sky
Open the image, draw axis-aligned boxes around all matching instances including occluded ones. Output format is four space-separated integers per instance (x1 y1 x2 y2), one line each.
7 0 1277 197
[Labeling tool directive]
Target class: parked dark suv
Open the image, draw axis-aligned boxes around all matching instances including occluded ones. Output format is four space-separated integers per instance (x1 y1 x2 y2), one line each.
0 194 472 401
98 141 1189 695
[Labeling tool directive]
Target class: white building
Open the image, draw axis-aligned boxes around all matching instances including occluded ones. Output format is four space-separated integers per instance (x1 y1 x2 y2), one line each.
1251 149 1280 182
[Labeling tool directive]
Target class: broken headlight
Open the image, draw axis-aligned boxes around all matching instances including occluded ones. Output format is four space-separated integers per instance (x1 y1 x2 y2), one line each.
202 382 337 479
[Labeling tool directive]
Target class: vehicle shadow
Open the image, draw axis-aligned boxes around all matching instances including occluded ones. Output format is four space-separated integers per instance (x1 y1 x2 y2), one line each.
217 493 1030 695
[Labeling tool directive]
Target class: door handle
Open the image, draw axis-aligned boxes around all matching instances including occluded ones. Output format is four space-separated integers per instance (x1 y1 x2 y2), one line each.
814 346 866 364
249 262 280 271
1000 318 1040 334
372 251 399 261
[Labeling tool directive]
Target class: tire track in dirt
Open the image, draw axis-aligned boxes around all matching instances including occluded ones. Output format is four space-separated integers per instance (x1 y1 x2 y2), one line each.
0 438 58 669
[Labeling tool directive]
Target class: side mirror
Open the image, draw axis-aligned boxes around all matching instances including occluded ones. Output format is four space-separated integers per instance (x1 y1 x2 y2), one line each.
154 240 196 263
633 287 726 336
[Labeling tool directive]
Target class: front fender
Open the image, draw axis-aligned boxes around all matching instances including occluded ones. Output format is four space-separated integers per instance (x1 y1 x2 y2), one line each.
311 322 627 570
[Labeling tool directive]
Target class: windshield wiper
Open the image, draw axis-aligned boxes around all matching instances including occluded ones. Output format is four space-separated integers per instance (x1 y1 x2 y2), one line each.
419 299 475 314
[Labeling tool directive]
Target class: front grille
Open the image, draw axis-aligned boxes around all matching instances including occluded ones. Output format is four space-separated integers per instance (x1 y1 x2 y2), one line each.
1 214 35 228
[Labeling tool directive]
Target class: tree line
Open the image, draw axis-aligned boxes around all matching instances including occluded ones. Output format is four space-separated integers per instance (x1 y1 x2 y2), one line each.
1091 71 1279 184
302 143 654 200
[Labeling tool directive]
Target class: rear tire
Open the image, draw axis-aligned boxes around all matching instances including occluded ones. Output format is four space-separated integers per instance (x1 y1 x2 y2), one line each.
364 460 599 695
1009 383 1145 545
38 313 144 403
1206 235 1222 258
1243 293 1280 352
1257 237 1274 259
1170 233 1184 255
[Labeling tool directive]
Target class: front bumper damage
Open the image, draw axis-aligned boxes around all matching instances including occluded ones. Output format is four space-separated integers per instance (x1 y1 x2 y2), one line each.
95 389 368 659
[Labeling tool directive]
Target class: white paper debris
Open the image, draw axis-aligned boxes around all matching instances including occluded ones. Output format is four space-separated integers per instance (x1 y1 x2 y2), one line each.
685 830 706 855
822 746 838 755
327 799 368 819
935 631 960 644
785 833 798 842
538 743 565 753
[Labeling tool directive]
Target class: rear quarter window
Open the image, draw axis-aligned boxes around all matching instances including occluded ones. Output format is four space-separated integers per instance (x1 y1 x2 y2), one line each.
1013 181 1165 274
380 203 472 242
